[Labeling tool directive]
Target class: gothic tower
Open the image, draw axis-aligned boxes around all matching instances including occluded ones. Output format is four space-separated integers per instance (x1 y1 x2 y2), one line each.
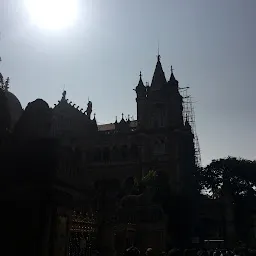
135 55 196 194
135 55 183 130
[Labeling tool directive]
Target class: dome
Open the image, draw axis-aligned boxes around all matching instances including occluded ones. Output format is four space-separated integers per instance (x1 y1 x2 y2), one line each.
26 99 49 111
5 91 23 128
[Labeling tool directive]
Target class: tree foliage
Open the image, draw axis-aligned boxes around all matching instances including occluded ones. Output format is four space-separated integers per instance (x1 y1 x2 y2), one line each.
0 84 11 136
0 57 11 137
199 157 256 199
198 157 256 244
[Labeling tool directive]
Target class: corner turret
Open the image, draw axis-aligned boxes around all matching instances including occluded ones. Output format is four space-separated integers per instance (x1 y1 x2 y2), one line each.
168 66 178 87
135 72 147 128
135 71 147 99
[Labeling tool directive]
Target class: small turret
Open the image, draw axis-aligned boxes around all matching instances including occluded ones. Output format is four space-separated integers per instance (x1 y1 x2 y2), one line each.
135 71 147 99
92 113 98 130
168 66 178 86
135 72 148 128
115 113 131 133
85 100 92 119
120 113 125 123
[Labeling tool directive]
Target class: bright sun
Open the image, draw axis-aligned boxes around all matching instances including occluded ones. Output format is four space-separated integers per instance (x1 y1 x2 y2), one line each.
24 0 79 30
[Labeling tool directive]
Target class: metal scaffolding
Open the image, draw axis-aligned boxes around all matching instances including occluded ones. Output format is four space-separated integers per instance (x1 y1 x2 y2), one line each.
179 87 202 167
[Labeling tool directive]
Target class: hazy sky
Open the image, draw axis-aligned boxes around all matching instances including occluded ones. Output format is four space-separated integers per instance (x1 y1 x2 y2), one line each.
1 0 256 166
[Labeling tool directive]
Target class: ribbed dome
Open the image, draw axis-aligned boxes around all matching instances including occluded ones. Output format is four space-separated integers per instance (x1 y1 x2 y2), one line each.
5 91 23 128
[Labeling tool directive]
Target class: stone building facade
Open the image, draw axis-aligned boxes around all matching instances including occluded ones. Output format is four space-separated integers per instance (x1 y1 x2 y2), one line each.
49 55 196 253
1 55 197 255
51 55 196 194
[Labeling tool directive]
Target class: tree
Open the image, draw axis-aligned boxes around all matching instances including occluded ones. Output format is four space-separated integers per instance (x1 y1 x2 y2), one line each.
0 56 11 138
199 157 256 244
0 86 11 137
0 56 10 90
199 157 256 199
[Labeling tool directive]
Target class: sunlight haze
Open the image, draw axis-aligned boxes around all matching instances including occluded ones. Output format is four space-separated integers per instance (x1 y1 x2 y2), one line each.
24 0 79 30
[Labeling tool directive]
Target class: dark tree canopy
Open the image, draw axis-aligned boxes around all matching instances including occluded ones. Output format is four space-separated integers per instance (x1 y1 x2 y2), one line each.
198 157 256 244
0 58 11 137
199 157 256 199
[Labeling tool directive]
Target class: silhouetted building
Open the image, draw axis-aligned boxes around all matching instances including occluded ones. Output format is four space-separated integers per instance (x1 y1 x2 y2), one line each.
48 55 196 196
3 55 255 255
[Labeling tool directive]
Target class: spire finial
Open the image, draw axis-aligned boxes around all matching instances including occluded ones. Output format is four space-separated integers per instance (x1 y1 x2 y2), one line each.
171 65 174 74
157 40 161 61
86 100 92 118
121 113 124 119
62 90 67 101
139 71 142 79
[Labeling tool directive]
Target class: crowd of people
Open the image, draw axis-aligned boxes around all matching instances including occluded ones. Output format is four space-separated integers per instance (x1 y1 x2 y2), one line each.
123 247 256 256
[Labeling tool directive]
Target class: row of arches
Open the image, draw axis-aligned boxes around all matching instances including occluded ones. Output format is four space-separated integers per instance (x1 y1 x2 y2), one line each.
87 144 140 163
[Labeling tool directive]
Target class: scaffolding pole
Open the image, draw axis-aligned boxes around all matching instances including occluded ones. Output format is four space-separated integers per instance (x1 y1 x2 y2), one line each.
179 87 202 167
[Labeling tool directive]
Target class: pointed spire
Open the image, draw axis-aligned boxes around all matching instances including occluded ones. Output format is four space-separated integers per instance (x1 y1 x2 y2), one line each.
169 65 177 82
120 113 126 124
127 114 131 124
151 55 166 89
137 71 144 87
92 113 97 129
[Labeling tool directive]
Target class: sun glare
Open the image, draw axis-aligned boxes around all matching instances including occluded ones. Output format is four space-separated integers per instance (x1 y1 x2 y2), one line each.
24 0 79 30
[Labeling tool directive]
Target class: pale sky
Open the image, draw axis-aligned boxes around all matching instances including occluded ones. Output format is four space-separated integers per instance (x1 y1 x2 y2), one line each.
1 0 256 166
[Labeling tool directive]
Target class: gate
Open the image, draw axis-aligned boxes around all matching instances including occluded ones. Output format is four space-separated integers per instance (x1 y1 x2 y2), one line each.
68 210 98 256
